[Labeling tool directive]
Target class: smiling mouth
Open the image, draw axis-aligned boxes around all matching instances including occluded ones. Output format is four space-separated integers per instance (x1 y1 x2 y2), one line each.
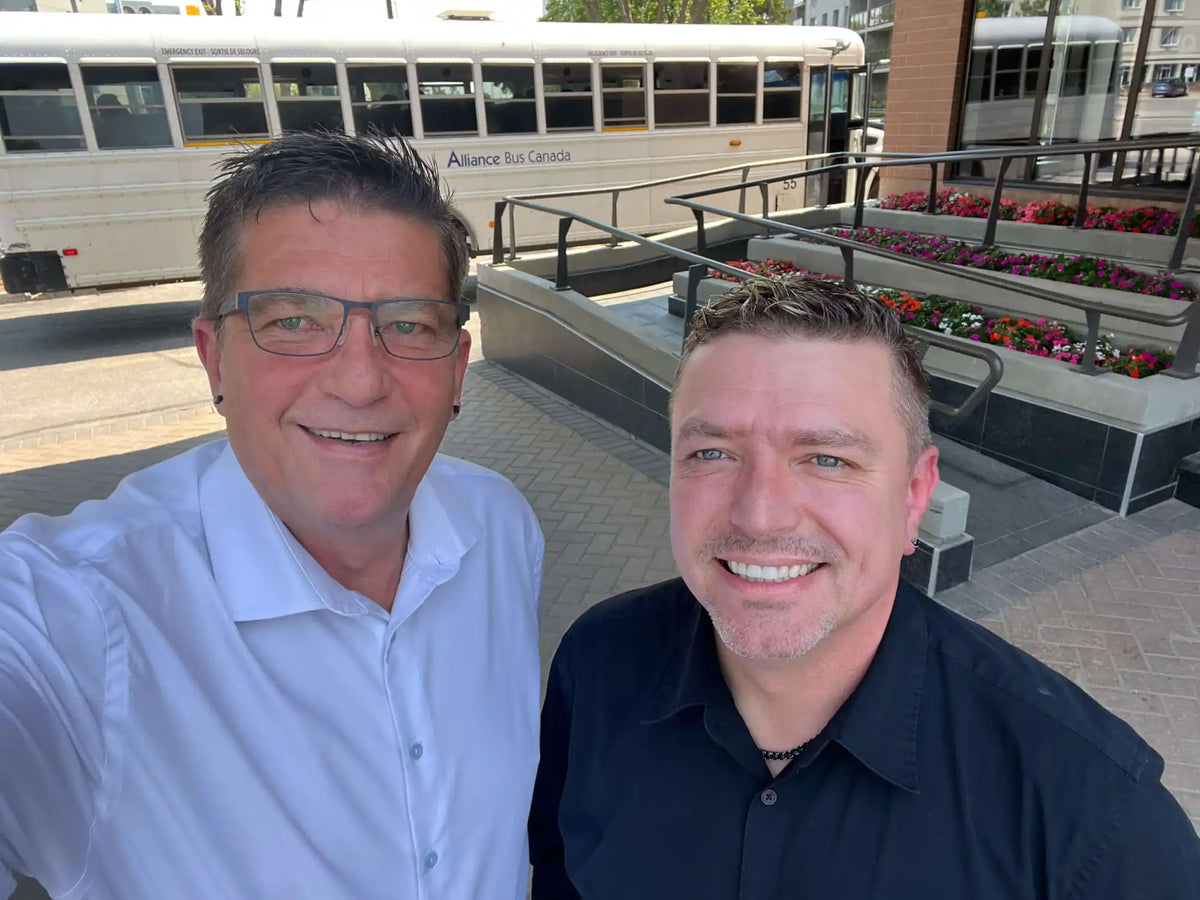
303 426 396 444
721 560 824 583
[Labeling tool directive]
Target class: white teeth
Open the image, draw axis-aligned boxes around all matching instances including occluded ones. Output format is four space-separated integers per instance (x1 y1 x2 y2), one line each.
307 427 390 443
725 560 821 583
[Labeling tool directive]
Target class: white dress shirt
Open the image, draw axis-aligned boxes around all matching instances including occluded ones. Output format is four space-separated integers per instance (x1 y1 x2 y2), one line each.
0 440 543 900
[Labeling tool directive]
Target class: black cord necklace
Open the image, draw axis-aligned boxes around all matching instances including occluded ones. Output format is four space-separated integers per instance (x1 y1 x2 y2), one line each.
760 742 806 761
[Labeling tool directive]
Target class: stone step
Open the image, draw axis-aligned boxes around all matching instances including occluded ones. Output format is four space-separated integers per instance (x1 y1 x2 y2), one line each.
1177 452 1200 509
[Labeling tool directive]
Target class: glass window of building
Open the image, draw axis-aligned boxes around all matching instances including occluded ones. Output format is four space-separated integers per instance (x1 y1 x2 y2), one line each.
416 62 477 135
272 62 342 134
962 0 1197 191
82 65 171 149
0 62 85 152
482 64 536 134
542 62 593 131
653 61 709 127
347 64 412 137
763 62 802 121
600 63 646 129
171 65 268 143
716 63 756 124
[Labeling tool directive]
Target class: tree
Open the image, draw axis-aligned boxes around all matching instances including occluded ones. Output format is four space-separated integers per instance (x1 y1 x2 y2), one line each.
200 0 245 13
1018 0 1049 14
542 0 788 25
973 0 1008 17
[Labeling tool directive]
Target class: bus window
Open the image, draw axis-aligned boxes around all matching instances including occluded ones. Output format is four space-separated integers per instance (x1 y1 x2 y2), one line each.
81 64 171 149
272 62 342 134
482 64 536 135
0 62 86 152
347 64 412 137
763 62 801 120
653 61 709 127
601 63 645 129
1023 46 1043 96
417 62 477 135
1061 44 1090 97
993 47 1022 100
717 63 756 124
542 62 593 131
171 65 268 143
966 49 991 103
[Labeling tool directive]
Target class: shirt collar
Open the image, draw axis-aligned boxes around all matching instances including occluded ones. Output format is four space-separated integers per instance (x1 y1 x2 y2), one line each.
200 444 481 623
641 581 928 793
826 583 928 793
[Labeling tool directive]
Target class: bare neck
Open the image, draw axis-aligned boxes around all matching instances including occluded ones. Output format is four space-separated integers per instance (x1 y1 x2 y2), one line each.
288 517 411 612
716 594 895 775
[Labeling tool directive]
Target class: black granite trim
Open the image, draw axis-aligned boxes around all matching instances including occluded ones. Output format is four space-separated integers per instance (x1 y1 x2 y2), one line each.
900 542 934 595
1132 423 1191 498
564 238 749 297
1127 483 1180 516
929 375 988 447
935 537 974 592
1177 465 1200 509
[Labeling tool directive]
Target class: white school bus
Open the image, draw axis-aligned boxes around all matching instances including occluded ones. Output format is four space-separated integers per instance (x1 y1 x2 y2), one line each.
0 11 871 293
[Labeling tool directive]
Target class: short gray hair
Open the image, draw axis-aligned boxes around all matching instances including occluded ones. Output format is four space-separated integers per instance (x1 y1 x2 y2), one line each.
197 131 468 320
677 276 931 466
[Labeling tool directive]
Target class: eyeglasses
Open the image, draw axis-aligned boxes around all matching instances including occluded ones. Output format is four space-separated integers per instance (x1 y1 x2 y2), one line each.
216 290 471 360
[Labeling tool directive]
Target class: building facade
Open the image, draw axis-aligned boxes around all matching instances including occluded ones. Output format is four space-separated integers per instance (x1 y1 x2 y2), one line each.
882 0 1200 199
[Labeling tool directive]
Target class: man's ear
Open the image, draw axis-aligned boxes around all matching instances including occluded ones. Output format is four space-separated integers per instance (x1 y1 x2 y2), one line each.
193 318 225 412
903 445 940 556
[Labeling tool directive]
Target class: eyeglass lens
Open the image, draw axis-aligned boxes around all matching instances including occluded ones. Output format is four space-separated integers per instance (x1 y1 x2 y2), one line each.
245 292 459 359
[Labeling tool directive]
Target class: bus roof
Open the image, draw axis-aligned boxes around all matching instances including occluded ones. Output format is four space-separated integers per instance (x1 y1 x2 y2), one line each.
972 14 1121 47
0 12 864 64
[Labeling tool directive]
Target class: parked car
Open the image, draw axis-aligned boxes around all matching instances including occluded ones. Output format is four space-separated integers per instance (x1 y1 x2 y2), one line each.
1152 77 1188 98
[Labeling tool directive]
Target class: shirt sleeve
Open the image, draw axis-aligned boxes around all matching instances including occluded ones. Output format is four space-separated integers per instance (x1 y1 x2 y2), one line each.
1065 759 1200 900
0 538 112 894
528 640 582 900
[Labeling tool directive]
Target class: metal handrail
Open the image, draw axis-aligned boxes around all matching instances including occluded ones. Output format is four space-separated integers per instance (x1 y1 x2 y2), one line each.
498 148 918 260
490 194 1006 420
661 194 1200 380
666 133 1200 271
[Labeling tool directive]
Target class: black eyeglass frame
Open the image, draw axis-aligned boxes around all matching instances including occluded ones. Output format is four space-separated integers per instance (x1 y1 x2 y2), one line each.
215 290 471 360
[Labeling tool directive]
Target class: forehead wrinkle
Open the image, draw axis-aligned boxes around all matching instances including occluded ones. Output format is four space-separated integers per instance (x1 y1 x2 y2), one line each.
675 416 877 454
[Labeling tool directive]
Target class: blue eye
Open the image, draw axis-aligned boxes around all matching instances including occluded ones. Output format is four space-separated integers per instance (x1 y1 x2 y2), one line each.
814 455 844 468
695 449 726 461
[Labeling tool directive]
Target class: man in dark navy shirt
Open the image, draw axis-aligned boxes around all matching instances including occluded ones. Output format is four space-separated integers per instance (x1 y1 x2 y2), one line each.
529 276 1200 899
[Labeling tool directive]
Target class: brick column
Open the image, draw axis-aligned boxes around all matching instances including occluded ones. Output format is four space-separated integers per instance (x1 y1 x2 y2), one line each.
879 0 974 197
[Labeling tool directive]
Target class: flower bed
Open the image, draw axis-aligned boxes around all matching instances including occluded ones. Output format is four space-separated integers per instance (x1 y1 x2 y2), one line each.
878 188 1196 237
710 259 1174 378
819 226 1196 302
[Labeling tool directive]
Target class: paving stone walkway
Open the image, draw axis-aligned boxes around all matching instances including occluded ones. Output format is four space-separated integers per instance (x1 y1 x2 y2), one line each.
1 360 1197 844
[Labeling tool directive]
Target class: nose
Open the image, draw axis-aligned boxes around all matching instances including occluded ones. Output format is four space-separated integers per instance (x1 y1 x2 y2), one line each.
727 453 806 540
317 310 391 407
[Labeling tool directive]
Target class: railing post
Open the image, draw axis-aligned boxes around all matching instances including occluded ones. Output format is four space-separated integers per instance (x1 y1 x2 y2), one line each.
738 165 751 214
608 191 621 248
841 244 856 291
1163 304 1200 380
1073 153 1093 230
1079 309 1102 376
982 156 1013 248
683 262 709 343
693 209 707 257
555 217 572 291
759 183 772 237
492 201 506 265
853 163 867 230
507 202 517 262
927 163 938 215
1169 157 1200 271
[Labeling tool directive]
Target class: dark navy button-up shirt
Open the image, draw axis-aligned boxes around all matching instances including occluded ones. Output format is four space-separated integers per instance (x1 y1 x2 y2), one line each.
530 578 1200 899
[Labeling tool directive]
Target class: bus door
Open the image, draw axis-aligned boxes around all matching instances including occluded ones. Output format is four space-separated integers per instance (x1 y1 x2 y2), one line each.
805 65 831 207
806 65 867 206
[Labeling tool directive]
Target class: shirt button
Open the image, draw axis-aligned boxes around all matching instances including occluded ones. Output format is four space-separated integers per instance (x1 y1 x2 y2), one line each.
410 742 423 760
424 851 439 870
760 789 778 806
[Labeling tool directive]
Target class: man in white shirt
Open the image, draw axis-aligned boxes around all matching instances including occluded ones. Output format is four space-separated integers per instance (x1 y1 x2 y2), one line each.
0 131 544 899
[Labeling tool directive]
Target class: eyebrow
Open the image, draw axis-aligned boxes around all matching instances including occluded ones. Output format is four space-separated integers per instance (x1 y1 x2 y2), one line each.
674 418 878 455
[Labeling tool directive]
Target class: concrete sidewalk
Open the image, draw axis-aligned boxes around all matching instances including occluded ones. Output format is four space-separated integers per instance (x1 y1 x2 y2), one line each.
2 359 1198 838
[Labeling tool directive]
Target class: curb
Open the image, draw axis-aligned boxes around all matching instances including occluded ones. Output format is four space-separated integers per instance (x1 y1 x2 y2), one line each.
0 400 218 454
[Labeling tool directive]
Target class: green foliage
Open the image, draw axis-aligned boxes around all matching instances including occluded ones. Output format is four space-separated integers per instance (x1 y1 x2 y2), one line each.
542 0 788 25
